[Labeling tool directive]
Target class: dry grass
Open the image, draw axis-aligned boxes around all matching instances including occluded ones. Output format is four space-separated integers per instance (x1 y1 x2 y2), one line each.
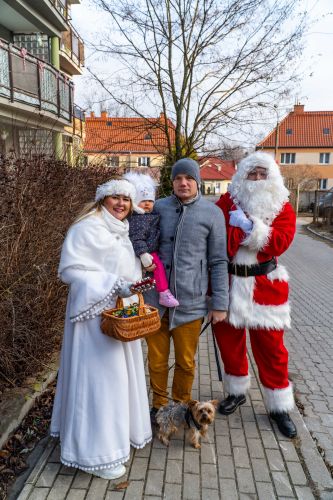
0 155 119 389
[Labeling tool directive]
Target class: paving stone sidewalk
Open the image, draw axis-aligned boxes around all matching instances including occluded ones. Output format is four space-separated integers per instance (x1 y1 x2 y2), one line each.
15 217 333 500
16 344 333 499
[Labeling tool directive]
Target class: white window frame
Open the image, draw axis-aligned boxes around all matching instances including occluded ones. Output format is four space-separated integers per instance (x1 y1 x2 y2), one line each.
138 156 151 167
319 152 330 164
107 155 119 167
319 179 328 189
280 152 296 164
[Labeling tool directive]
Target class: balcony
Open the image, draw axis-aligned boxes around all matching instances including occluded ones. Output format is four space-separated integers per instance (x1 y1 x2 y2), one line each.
48 0 69 22
0 38 73 124
60 24 84 75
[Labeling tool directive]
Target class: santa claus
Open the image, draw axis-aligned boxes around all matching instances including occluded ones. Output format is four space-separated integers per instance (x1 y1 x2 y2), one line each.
213 151 297 438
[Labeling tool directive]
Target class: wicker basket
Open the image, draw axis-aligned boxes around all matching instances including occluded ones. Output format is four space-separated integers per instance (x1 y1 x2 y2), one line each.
101 293 161 342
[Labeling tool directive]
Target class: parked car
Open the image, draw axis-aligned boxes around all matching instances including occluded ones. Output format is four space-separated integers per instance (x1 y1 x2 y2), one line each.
318 188 333 216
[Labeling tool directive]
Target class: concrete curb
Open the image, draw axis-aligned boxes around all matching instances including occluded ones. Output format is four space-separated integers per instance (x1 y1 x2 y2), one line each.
306 225 333 243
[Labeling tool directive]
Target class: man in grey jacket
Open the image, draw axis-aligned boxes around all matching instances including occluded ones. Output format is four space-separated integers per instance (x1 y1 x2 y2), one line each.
145 158 229 420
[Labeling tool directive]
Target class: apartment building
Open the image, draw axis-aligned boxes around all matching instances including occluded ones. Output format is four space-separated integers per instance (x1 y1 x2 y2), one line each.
0 0 85 161
256 104 333 190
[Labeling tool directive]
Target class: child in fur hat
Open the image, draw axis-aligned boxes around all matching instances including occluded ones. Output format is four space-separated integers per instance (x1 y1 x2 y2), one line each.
124 172 179 308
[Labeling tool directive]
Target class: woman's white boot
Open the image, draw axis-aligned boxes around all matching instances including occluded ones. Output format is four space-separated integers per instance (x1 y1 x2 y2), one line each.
90 464 126 480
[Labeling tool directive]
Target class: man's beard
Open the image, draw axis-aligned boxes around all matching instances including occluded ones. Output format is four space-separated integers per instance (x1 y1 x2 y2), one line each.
235 179 288 223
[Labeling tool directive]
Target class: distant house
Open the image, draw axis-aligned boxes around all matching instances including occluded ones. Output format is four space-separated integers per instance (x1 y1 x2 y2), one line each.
256 104 333 190
199 157 236 195
84 112 175 169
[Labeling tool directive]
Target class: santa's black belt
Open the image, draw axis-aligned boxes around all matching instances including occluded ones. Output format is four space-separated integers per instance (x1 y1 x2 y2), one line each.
228 257 277 277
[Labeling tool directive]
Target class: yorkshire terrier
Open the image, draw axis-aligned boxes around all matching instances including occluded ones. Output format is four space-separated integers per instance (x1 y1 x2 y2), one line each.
156 399 218 449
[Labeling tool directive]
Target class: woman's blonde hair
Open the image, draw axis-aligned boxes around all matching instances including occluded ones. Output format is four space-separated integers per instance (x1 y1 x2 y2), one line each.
73 200 103 224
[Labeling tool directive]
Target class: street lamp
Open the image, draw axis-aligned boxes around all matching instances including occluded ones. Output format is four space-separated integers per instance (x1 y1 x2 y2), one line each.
257 103 280 161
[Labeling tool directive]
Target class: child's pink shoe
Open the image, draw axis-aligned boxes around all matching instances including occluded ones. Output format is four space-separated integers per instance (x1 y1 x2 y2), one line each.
159 289 179 307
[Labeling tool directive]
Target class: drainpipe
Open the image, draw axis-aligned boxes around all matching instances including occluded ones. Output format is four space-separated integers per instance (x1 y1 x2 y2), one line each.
50 36 62 159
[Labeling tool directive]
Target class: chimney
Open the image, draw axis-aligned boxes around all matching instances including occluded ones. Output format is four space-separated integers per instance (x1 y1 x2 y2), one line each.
293 104 304 114
90 111 95 118
101 110 107 119
217 164 221 172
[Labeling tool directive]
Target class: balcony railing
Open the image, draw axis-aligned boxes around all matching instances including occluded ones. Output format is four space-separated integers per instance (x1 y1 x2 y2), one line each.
60 24 84 69
0 38 73 123
49 0 69 21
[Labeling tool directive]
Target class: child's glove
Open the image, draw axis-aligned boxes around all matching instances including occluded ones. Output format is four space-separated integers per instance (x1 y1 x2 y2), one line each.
140 252 153 268
118 281 134 298
229 208 253 234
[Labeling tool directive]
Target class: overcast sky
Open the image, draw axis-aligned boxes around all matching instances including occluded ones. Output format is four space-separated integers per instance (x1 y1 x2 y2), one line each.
71 0 333 146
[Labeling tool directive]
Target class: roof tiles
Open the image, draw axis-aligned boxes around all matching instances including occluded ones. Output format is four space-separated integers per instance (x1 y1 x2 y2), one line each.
199 157 236 180
257 107 333 149
84 114 175 153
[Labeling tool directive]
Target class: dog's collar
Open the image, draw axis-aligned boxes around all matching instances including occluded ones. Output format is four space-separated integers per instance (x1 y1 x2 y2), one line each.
185 408 202 431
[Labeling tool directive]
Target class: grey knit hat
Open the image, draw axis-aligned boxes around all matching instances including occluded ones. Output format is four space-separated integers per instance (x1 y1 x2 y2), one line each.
171 158 201 185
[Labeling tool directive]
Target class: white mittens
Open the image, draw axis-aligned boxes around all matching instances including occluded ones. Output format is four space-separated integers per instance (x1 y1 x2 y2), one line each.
118 281 134 298
229 208 253 234
140 252 154 268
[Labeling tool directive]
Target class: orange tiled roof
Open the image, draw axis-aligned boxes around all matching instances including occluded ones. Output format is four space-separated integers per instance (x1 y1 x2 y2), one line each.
199 157 236 180
84 112 175 153
257 105 333 149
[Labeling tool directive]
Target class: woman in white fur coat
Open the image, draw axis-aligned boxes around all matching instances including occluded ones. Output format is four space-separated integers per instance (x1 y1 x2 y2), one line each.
213 151 297 438
50 179 152 479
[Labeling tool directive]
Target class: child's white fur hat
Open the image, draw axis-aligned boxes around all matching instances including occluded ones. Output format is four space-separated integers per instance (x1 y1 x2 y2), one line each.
123 172 158 204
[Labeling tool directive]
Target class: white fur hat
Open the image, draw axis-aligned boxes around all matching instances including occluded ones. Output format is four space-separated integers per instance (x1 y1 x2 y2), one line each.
95 179 144 213
123 172 158 204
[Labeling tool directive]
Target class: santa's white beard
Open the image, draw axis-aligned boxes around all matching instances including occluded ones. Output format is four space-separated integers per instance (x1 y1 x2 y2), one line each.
236 179 289 223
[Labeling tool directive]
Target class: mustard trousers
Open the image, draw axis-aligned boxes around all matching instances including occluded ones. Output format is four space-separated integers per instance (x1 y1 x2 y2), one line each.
146 314 203 408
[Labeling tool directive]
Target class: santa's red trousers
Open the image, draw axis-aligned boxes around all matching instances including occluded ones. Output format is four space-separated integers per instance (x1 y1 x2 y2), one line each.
213 322 289 390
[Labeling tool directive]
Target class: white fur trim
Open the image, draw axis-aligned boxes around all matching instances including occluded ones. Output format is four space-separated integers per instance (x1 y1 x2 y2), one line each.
242 216 271 251
229 285 291 329
267 265 289 282
95 179 144 213
232 246 258 265
223 373 251 396
229 248 291 329
263 383 294 413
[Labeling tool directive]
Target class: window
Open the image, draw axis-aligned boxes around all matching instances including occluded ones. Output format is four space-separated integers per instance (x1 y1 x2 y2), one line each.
144 133 152 140
286 128 292 135
319 179 328 189
280 153 296 164
107 156 119 167
323 128 330 135
138 156 150 167
319 153 330 164
106 121 113 126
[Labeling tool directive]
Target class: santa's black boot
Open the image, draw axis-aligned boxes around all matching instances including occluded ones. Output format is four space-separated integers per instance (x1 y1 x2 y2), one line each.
218 394 246 415
270 412 297 438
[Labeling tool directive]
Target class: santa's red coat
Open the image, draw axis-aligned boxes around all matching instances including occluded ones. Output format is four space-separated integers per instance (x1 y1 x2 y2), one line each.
216 192 296 330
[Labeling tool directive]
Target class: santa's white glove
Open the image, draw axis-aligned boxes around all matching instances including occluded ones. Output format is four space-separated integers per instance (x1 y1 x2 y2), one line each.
140 252 153 268
118 280 134 298
229 208 253 234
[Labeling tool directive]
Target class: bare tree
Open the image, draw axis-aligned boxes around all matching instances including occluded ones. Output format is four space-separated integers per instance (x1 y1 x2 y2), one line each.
281 164 320 191
90 0 307 163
